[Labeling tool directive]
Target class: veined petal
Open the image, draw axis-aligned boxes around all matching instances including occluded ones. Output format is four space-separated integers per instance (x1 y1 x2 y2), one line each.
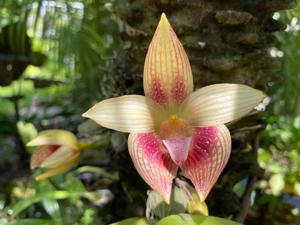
41 146 74 169
83 95 161 133
27 130 79 150
128 133 178 203
30 145 60 169
35 153 79 181
143 13 193 107
181 125 231 201
183 84 268 126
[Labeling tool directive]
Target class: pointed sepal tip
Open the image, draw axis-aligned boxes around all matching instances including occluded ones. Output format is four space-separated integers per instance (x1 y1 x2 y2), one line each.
158 13 170 30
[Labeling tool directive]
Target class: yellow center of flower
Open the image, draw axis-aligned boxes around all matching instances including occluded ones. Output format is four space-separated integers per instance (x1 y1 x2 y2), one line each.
169 114 178 120
159 114 192 140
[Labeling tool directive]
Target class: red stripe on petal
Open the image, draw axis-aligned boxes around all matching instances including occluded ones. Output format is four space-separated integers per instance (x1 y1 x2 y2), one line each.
181 125 231 201
128 133 178 203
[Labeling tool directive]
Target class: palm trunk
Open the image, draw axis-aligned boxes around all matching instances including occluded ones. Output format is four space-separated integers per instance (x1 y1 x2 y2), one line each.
107 0 296 222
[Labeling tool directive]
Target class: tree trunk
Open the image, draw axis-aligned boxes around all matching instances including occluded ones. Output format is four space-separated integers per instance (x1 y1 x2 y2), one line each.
106 0 297 223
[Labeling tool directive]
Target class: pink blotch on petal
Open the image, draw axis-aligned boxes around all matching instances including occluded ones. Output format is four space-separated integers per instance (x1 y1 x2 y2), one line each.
128 133 178 202
172 75 187 103
184 127 218 167
149 77 167 105
181 125 231 201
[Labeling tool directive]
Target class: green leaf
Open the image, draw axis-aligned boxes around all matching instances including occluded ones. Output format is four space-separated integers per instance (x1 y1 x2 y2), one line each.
157 214 243 225
156 215 185 225
7 190 85 216
109 217 149 225
42 198 61 219
60 175 86 192
16 121 37 147
233 179 247 198
181 214 243 225
76 166 118 181
110 214 242 225
9 219 53 225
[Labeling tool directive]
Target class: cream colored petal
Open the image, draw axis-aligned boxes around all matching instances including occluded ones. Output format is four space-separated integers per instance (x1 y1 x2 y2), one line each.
41 146 74 169
27 130 79 150
183 84 268 126
143 13 193 107
35 153 79 181
83 95 161 133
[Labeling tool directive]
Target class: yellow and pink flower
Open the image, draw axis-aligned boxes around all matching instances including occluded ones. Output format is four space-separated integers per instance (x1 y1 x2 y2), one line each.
28 129 80 181
83 14 268 203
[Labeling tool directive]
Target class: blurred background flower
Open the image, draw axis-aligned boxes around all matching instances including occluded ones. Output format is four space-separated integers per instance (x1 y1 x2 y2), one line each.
28 129 81 181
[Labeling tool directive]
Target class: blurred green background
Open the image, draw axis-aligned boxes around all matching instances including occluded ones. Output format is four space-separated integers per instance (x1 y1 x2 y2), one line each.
0 1 300 225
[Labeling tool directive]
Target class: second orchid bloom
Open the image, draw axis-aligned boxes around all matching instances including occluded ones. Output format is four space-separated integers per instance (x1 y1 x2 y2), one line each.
29 130 81 181
83 13 267 203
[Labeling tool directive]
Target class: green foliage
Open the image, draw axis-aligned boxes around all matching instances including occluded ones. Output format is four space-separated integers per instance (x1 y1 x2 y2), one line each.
16 121 37 145
253 115 300 223
270 4 300 115
112 214 242 225
1 175 111 225
259 115 300 194
110 217 149 225
9 219 54 225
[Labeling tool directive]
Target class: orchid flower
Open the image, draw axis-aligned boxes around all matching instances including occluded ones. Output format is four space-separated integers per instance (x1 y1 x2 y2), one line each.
83 13 267 203
28 129 80 181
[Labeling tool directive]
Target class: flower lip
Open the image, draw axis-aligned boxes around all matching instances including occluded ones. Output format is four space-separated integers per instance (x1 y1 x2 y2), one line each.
159 114 193 166
163 137 192 166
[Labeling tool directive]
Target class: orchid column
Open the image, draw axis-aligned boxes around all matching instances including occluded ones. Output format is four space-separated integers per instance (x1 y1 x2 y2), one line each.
83 14 267 203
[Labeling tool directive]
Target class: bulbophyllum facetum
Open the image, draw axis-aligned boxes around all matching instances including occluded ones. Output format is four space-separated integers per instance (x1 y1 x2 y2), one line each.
28 130 80 181
83 13 268 203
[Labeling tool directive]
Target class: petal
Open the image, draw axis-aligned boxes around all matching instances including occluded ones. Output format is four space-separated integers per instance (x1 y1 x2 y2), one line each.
35 153 79 181
143 13 193 107
41 146 75 169
83 95 161 133
183 84 268 126
162 137 192 166
27 130 79 150
30 145 60 169
181 125 231 201
128 133 178 203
